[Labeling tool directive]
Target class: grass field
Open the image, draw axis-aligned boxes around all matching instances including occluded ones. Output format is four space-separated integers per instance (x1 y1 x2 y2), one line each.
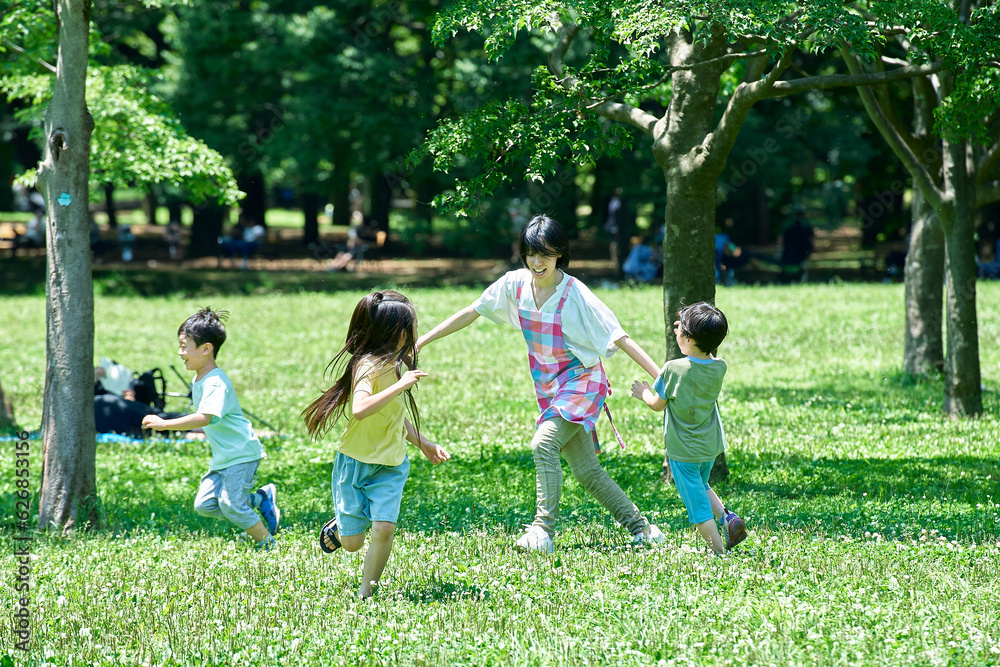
1 283 999 666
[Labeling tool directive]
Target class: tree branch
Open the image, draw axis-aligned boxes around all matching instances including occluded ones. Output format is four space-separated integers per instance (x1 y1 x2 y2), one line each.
583 47 768 109
841 45 944 210
979 139 1000 184
547 22 660 136
706 49 794 171
881 56 910 67
977 179 1000 207
2 38 57 73
547 22 580 79
763 59 947 98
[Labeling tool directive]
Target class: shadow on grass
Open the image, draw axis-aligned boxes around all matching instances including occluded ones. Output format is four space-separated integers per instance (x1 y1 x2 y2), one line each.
401 580 491 604
402 447 1000 543
4 441 996 545
724 374 1000 418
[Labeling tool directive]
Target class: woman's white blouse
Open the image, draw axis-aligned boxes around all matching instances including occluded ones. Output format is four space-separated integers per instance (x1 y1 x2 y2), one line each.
472 269 627 368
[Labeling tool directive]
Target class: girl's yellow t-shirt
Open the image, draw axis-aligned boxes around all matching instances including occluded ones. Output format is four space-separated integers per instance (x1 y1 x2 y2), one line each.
338 358 408 466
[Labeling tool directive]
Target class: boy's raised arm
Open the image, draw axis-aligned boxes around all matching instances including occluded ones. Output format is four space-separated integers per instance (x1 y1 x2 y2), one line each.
416 305 480 352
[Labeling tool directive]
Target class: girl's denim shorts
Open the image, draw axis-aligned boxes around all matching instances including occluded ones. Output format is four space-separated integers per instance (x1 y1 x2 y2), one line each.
333 452 410 536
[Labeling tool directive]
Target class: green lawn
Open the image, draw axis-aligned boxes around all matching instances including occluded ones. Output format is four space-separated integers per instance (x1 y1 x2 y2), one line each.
1 283 999 665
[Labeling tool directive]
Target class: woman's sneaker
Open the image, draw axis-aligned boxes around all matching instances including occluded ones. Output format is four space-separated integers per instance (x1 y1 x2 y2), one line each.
631 524 666 546
514 526 554 554
723 512 746 550
257 484 281 535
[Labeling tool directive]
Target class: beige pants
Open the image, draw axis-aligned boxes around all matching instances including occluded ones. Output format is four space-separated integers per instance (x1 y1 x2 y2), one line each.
530 417 650 537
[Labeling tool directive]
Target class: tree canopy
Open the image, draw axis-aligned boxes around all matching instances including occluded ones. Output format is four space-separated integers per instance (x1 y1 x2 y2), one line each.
1 0 241 205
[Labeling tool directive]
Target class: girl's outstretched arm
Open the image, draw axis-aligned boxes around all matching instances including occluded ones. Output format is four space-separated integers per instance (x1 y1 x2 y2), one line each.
404 418 450 464
416 305 480 352
614 336 660 379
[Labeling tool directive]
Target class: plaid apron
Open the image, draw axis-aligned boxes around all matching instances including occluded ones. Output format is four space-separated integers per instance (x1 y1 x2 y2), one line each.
517 278 626 450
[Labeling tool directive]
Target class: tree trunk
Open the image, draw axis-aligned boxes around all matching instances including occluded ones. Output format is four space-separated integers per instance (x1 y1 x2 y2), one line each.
655 33 730 482
330 147 351 228
103 182 117 228
301 190 320 245
166 199 183 224
37 0 99 533
941 140 982 416
237 170 266 227
0 140 15 211
590 157 612 231
370 170 393 231
188 202 226 258
903 189 945 375
0 379 16 434
659 169 718 333
415 176 436 242
144 188 158 226
658 169 729 484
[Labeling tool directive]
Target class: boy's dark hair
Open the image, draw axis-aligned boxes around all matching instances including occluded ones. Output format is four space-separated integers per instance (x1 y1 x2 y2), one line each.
519 215 570 269
677 302 728 355
178 307 229 358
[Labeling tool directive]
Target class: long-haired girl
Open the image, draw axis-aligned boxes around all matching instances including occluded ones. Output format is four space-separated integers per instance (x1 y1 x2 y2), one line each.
304 290 449 598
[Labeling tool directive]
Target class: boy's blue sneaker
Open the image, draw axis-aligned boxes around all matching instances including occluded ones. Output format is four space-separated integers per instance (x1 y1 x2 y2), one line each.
258 484 281 535
723 512 746 551
255 535 276 552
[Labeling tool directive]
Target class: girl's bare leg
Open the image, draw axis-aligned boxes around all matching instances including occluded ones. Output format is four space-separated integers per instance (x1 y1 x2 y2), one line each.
359 521 396 598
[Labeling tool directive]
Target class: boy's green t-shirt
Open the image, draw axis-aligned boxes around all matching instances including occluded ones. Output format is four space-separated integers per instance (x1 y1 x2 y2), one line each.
192 367 264 471
652 357 727 463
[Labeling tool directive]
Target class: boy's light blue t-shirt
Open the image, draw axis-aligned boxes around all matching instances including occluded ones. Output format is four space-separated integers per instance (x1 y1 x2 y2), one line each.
653 356 727 463
192 367 264 471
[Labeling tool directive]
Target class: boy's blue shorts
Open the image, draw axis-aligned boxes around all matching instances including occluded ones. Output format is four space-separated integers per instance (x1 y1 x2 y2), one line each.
668 458 716 524
333 452 410 537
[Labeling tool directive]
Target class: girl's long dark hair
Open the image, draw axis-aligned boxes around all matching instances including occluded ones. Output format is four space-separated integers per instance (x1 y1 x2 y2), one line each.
302 290 421 439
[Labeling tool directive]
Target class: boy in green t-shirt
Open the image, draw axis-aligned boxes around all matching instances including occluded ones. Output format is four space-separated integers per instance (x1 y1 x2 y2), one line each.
143 307 281 551
631 302 746 554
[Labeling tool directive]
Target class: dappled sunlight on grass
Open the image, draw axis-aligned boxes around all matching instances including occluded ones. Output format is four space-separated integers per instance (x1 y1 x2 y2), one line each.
1 283 999 664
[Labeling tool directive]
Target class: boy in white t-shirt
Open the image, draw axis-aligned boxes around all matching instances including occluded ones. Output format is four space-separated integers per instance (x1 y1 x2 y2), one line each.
143 307 280 551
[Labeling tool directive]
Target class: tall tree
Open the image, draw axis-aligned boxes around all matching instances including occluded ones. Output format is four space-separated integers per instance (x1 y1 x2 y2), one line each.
415 1 970 478
0 379 16 434
164 1 284 253
417 1 950 356
34 0 98 533
841 0 1000 415
2 1 240 532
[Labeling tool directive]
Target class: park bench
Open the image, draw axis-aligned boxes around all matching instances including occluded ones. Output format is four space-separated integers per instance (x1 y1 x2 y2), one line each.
0 223 19 255
309 228 387 272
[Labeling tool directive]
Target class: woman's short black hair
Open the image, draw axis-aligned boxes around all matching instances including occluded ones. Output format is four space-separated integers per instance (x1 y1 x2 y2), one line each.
519 215 570 269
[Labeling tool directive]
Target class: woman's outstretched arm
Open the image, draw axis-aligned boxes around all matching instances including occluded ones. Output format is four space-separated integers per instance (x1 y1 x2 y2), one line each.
417 305 480 352
614 336 660 379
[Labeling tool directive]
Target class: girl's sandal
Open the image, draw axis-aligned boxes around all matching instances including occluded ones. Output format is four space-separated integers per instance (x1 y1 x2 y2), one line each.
319 517 342 553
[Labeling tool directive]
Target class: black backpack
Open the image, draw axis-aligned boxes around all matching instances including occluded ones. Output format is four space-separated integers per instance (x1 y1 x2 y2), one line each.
130 368 167 411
